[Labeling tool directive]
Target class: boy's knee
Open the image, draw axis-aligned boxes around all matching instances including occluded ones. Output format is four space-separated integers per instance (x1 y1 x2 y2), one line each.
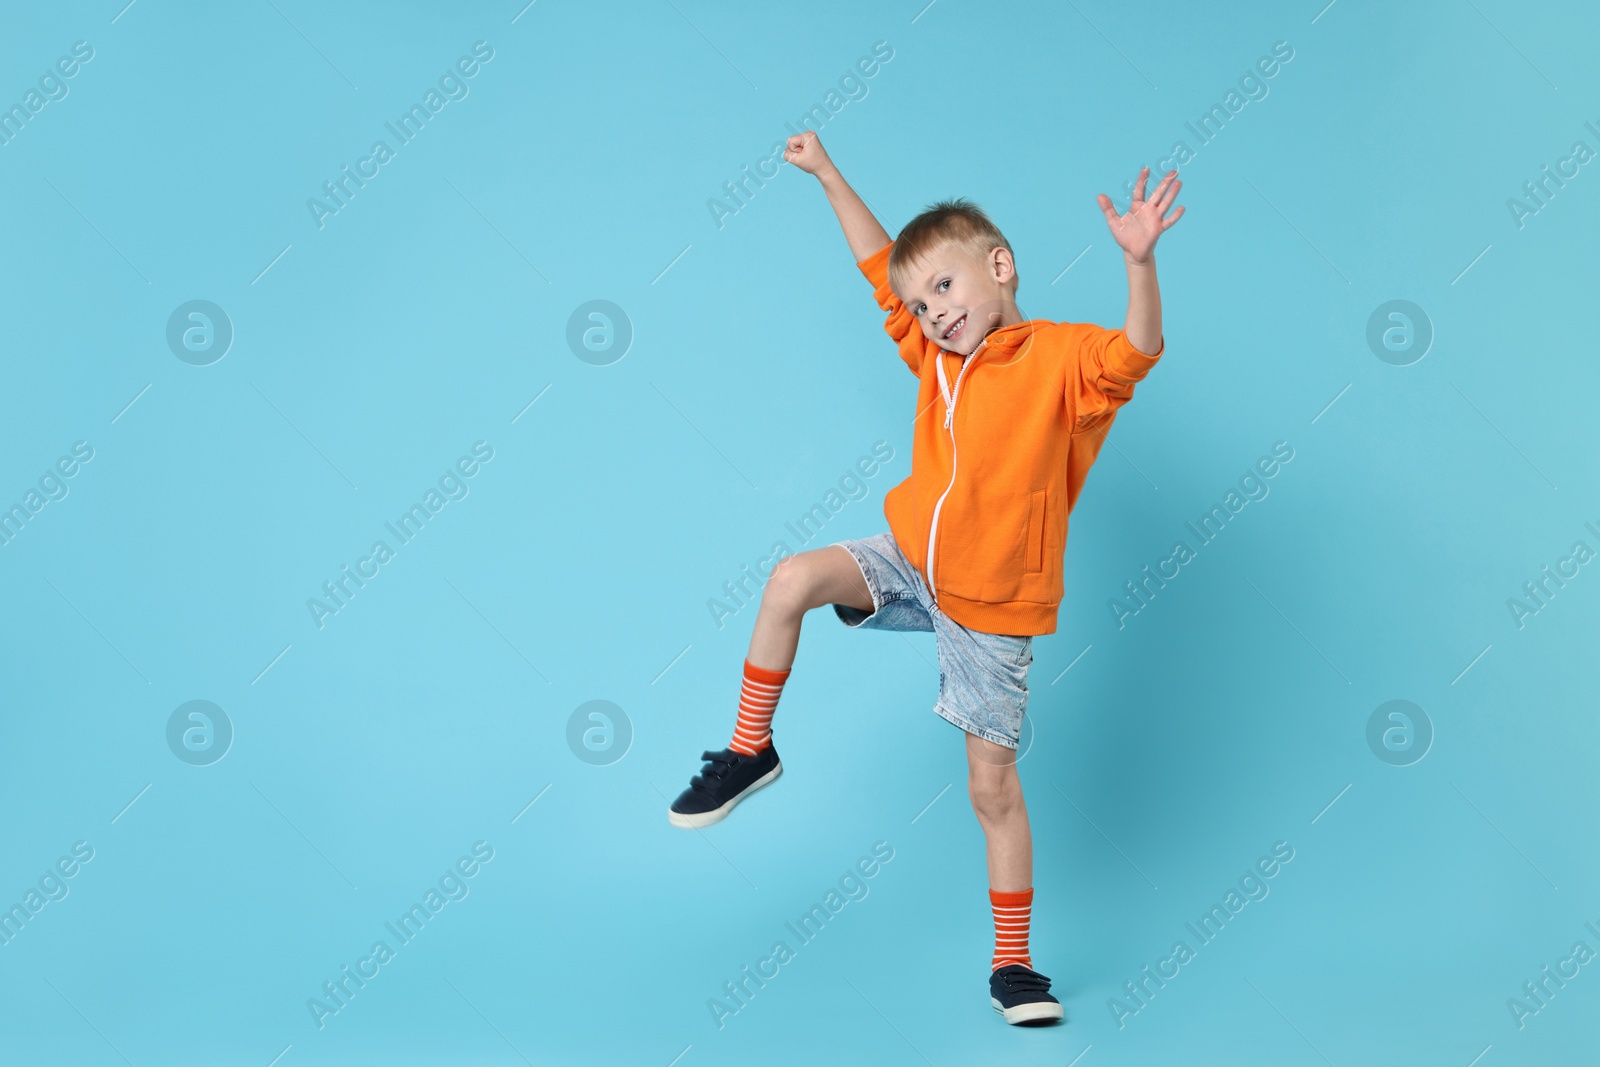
762 555 816 613
967 769 1020 819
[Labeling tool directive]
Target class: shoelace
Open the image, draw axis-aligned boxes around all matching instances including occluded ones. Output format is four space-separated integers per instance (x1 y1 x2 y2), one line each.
690 749 739 792
999 969 1053 994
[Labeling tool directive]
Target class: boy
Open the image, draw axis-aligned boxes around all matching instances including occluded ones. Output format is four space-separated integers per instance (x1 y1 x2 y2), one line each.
669 131 1182 1025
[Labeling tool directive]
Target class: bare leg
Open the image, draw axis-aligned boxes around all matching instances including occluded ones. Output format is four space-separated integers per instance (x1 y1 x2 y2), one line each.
747 546 875 670
966 732 1032 891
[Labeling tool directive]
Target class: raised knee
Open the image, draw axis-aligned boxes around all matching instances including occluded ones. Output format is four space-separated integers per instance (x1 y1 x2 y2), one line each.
762 556 815 614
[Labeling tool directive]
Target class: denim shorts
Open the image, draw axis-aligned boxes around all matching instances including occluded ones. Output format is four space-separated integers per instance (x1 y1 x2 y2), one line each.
829 530 1033 750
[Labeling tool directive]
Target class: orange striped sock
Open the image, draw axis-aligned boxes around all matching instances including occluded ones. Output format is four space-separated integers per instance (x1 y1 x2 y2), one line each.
728 659 791 756
990 887 1034 971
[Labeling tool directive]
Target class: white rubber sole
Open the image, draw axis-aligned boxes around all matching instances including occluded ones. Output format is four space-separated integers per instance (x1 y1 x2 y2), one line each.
992 996 1064 1024
667 762 782 829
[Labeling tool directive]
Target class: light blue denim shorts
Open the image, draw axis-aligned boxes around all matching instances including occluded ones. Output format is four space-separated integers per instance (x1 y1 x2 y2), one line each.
829 530 1033 750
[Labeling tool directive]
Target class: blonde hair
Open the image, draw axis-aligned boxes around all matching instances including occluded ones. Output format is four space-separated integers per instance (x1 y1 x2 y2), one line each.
888 197 1018 299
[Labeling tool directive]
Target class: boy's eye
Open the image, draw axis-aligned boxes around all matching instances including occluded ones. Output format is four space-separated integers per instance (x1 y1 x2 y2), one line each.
937 279 949 292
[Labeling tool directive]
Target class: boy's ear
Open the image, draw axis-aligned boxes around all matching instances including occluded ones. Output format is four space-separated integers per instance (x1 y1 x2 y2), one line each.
986 246 1016 286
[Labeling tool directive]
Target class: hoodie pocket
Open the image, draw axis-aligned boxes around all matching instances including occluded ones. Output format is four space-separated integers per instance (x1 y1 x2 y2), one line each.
1024 489 1045 573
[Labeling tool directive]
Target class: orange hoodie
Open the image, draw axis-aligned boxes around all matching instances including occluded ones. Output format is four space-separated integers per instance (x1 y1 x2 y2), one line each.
858 239 1164 636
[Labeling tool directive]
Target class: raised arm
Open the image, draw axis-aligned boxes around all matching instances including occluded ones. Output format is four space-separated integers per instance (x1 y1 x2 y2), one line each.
785 132 935 376
785 131 891 262
1097 166 1184 356
1122 257 1162 357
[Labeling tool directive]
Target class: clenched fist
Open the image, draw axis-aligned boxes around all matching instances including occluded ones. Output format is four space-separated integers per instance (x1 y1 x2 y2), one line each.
784 131 836 177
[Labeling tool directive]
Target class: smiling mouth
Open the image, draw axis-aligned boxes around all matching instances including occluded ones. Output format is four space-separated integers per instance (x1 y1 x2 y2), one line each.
942 314 966 341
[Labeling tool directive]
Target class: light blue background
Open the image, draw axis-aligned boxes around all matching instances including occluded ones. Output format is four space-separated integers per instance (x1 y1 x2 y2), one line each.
2 1 1596 1064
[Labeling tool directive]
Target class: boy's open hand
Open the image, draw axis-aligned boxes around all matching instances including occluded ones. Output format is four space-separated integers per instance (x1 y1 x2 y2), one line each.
1098 167 1184 264
784 131 836 177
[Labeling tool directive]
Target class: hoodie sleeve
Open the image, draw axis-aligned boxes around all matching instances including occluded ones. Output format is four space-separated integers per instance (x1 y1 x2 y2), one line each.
1066 324 1164 437
857 239 938 377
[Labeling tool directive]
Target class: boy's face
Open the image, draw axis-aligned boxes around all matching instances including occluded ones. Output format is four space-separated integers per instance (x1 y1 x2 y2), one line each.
896 241 1017 356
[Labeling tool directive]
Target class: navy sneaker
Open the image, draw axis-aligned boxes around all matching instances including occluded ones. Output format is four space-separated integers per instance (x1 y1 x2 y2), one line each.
667 744 782 829
989 963 1064 1025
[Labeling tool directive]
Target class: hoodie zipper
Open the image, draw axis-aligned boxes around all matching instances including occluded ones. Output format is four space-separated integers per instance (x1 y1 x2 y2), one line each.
925 338 986 608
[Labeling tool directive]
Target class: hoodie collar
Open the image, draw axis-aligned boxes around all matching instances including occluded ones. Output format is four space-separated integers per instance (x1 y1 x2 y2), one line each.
940 318 1049 362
